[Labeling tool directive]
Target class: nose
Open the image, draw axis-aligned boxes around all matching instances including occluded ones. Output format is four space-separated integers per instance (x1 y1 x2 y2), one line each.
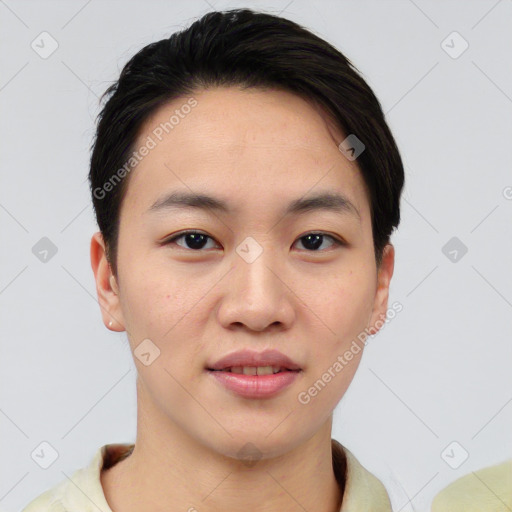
216 246 295 333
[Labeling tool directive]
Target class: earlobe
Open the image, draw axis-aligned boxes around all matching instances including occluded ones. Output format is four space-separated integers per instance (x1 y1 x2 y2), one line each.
90 231 125 331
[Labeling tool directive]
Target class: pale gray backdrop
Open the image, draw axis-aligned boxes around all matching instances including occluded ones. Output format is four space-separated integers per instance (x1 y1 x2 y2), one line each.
1 1 511 511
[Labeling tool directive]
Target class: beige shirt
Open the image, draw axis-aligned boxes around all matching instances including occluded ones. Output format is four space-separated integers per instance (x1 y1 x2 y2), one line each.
431 459 512 512
22 439 392 511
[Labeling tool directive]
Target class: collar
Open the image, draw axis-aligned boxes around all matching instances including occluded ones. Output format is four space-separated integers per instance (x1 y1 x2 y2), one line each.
32 440 391 511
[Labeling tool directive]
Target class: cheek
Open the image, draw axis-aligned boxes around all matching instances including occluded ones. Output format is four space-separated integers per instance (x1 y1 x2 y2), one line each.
301 271 374 407
120 262 190 331
308 268 375 346
121 271 210 368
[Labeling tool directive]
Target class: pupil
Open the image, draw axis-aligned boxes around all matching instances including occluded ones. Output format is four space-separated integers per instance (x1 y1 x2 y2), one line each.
186 233 207 249
302 234 322 250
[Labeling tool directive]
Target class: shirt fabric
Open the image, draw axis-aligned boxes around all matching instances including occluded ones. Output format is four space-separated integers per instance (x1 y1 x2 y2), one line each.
22 439 392 512
431 459 512 512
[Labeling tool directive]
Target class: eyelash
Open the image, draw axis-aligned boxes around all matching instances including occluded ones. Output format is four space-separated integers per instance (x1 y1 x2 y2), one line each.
161 230 345 252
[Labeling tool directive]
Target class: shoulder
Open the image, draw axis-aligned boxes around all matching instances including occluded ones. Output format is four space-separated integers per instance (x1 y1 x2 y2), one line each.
431 459 512 512
333 439 392 511
20 482 67 512
21 443 134 512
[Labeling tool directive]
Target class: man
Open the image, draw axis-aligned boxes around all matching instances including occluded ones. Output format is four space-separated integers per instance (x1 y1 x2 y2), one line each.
23 8 403 511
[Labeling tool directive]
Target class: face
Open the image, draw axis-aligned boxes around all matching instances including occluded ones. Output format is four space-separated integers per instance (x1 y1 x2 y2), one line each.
91 86 394 460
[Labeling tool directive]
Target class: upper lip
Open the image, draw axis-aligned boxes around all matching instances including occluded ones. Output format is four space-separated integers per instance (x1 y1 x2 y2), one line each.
207 349 302 371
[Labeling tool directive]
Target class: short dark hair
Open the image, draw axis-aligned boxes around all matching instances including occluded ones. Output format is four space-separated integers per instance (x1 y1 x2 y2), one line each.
88 8 404 276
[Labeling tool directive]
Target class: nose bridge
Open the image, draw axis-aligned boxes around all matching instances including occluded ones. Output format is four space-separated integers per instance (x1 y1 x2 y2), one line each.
217 236 294 331
234 236 281 305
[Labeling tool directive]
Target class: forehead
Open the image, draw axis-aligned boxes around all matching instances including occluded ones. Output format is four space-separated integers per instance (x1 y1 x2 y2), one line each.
143 86 345 151
122 86 369 220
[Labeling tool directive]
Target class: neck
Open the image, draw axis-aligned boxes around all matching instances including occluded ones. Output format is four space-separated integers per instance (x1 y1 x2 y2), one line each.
101 380 343 512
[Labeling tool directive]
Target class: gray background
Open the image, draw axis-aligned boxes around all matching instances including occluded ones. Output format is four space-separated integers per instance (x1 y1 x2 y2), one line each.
1 1 511 511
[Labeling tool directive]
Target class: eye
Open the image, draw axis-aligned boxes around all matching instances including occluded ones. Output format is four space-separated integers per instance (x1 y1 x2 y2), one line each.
161 230 345 252
162 230 219 251
293 232 344 252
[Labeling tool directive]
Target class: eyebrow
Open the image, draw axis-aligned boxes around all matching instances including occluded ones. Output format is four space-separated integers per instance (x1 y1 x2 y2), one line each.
147 190 360 220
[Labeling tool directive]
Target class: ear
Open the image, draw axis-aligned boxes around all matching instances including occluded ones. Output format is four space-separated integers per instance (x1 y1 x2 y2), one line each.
367 243 395 336
90 231 125 331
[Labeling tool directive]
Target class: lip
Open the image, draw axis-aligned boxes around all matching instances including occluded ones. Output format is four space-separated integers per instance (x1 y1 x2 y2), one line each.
207 349 302 371
206 349 302 399
208 369 301 399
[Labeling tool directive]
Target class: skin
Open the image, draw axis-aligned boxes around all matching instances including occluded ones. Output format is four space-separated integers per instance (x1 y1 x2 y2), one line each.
91 86 394 512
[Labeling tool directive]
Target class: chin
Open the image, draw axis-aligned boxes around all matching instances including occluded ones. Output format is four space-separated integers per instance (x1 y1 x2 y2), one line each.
203 429 306 463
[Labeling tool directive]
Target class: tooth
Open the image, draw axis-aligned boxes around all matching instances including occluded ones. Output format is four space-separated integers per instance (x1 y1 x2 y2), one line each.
226 366 286 375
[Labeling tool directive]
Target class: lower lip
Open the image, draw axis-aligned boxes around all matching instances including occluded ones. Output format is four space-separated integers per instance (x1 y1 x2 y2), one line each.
208 369 301 399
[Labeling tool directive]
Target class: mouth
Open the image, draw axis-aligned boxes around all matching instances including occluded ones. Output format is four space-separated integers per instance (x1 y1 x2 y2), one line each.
206 349 303 398
206 365 302 399
206 348 302 373
207 366 300 375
